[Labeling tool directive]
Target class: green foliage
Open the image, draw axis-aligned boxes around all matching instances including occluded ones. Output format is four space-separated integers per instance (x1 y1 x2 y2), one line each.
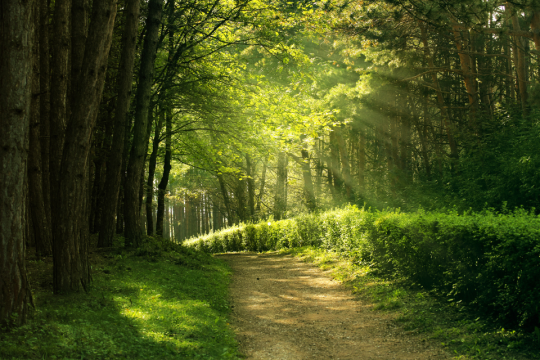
1 243 240 359
448 109 540 212
185 206 540 330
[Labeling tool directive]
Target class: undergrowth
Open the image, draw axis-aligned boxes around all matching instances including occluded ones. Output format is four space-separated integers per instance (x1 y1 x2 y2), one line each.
0 237 240 360
280 246 540 360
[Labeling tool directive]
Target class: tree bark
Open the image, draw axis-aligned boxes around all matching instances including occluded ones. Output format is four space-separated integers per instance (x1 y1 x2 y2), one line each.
274 152 287 220
39 0 52 236
356 129 366 194
124 0 164 247
217 174 233 226
52 0 117 293
156 109 172 236
336 126 353 201
49 0 71 246
246 155 256 220
507 3 528 112
0 0 34 326
235 176 247 222
300 149 316 211
328 130 342 200
451 23 478 129
29 10 53 257
255 157 267 213
420 23 458 162
145 114 164 236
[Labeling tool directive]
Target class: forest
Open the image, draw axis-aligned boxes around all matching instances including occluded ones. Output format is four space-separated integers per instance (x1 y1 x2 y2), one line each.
1 0 540 358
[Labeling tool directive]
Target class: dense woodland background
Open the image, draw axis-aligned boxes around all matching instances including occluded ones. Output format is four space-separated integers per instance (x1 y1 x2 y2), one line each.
2 0 540 328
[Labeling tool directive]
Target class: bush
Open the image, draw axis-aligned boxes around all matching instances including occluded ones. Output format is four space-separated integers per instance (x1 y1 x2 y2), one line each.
184 206 540 329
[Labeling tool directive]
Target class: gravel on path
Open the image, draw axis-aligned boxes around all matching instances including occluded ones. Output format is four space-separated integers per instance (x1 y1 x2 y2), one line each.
217 252 450 360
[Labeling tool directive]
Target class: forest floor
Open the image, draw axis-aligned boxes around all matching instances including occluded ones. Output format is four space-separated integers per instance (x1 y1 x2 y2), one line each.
218 252 450 360
1 240 241 359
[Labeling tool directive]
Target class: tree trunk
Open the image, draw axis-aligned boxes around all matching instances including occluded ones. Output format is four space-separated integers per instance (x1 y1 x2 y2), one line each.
217 174 233 226
145 115 164 236
49 0 71 251
399 94 412 183
357 129 366 195
156 109 172 236
420 23 458 162
0 0 34 327
329 130 342 200
336 126 353 201
235 176 247 222
29 14 53 257
212 198 219 232
274 152 287 220
300 149 316 210
204 199 210 234
417 94 432 180
255 157 267 213
52 0 117 293
185 197 191 238
124 0 164 247
39 0 52 237
451 23 479 130
246 155 256 220
507 3 528 112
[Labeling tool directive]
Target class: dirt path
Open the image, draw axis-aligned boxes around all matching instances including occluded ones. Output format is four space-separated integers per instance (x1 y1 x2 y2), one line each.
217 253 450 360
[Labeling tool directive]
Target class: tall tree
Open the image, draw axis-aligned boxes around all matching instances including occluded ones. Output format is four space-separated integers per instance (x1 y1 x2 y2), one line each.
51 0 118 293
0 0 34 326
156 109 172 236
98 0 141 247
124 0 164 247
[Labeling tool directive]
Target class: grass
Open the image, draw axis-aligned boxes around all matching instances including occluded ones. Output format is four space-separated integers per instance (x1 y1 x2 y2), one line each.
278 246 540 360
0 238 241 360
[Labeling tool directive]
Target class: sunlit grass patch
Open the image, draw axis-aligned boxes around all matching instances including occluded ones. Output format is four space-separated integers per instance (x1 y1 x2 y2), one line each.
280 246 539 360
1 243 240 360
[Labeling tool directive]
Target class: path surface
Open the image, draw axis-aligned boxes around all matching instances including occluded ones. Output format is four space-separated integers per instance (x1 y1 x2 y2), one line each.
217 253 450 360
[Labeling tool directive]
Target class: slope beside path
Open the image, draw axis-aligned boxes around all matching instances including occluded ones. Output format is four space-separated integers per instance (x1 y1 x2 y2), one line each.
217 253 450 360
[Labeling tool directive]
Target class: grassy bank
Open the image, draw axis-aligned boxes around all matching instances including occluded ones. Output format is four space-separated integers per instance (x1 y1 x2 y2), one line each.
0 239 240 360
280 246 539 360
185 207 540 330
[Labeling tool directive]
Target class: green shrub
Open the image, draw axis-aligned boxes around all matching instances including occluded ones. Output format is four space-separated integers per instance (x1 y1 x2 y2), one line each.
184 206 540 330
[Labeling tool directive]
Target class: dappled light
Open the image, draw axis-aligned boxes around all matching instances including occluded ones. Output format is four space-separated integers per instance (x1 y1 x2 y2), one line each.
2 0 540 358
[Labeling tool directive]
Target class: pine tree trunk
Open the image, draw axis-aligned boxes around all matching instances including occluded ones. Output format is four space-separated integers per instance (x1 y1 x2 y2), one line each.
420 23 458 162
336 126 353 201
124 0 164 247
52 0 117 293
274 152 287 220
212 199 219 232
300 149 316 210
246 155 256 220
416 94 432 180
329 130 342 199
357 129 366 194
255 157 267 213
156 109 171 236
0 0 34 327
39 0 52 235
217 174 233 226
49 0 71 246
184 198 190 238
145 115 163 236
29 13 53 257
451 23 478 130
507 3 528 112
235 176 247 222
399 94 411 182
